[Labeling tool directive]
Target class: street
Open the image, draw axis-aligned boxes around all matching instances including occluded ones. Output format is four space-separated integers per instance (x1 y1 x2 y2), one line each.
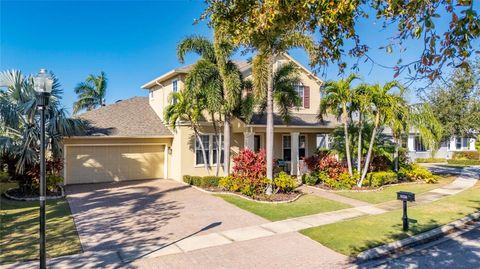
360 226 480 269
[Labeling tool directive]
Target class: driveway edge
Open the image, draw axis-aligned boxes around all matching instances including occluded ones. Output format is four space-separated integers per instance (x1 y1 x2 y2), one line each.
356 211 480 261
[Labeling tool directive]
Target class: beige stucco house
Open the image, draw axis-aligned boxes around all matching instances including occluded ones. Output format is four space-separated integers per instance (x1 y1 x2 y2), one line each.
63 54 340 185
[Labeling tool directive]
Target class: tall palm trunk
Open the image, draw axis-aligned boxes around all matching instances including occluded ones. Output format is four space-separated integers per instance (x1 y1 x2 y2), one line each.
211 113 221 176
265 56 275 194
358 112 380 186
342 104 353 175
357 112 363 173
223 114 231 176
193 127 210 174
393 136 400 172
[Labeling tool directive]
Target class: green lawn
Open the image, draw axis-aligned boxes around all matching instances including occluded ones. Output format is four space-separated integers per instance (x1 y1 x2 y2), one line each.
300 181 480 256
336 177 455 204
0 182 81 265
216 194 351 221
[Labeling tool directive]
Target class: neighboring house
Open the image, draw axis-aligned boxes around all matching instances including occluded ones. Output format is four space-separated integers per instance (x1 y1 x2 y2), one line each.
63 54 340 184
406 133 476 160
383 128 477 161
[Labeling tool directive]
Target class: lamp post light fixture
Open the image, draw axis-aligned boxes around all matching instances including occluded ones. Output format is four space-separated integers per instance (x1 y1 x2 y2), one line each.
34 68 53 269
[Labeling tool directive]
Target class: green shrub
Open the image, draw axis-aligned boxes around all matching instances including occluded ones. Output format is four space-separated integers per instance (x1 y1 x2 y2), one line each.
415 158 446 163
317 171 330 183
303 173 319 186
46 174 63 192
365 171 398 187
447 159 480 165
323 172 357 189
183 175 221 188
405 164 438 183
0 171 10 182
274 172 297 192
452 151 479 160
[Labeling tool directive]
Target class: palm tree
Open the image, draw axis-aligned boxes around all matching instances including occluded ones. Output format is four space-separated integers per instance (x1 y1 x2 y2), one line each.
73 72 107 114
163 91 210 174
351 83 372 172
177 34 243 176
358 81 404 186
0 70 86 189
255 62 302 122
319 74 359 176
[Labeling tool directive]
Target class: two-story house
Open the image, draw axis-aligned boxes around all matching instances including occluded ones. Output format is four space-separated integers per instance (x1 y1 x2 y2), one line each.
62 54 340 184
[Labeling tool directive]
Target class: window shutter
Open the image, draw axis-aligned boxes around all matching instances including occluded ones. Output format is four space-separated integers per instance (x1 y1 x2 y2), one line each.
303 86 310 108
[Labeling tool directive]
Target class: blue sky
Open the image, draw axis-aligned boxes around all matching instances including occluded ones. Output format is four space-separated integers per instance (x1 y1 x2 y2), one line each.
2 0 478 114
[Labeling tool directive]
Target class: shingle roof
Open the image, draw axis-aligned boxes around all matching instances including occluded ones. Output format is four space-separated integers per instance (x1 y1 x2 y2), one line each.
78 97 173 137
249 113 340 127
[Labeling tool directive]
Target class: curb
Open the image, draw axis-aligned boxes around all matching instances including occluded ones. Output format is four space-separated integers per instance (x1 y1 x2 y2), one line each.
189 185 304 204
3 185 65 201
356 211 480 261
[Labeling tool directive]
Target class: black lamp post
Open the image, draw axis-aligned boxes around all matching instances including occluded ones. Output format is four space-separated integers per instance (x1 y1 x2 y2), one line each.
34 69 53 269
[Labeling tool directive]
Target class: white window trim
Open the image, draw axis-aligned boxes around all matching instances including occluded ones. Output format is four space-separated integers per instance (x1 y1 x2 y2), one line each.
194 134 225 167
451 137 472 151
413 135 428 152
282 134 307 161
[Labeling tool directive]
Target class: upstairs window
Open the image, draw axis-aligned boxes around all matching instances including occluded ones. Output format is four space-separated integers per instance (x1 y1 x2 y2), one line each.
172 80 178 104
295 84 304 107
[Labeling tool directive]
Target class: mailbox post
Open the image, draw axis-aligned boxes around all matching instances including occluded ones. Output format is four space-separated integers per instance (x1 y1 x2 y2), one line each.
397 191 415 231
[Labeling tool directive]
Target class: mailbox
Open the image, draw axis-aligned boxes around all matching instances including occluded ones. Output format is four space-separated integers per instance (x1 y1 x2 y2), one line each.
397 191 415 231
397 191 415 202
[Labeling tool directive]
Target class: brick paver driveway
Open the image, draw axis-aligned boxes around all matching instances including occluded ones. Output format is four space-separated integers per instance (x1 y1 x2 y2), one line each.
65 179 266 252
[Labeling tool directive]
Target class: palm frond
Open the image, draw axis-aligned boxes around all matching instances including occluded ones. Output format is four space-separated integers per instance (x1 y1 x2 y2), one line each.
177 35 216 63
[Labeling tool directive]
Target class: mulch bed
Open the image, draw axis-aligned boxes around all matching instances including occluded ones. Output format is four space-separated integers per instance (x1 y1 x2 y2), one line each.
308 180 422 192
194 186 302 202
4 187 63 200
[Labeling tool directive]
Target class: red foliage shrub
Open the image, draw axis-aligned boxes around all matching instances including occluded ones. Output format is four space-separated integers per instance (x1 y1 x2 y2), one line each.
304 151 346 180
368 155 392 172
304 151 329 171
232 149 266 180
231 149 267 195
318 155 347 180
25 158 64 180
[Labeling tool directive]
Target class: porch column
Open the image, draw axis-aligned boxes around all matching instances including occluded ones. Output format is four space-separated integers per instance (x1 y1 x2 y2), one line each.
291 132 299 176
244 131 255 150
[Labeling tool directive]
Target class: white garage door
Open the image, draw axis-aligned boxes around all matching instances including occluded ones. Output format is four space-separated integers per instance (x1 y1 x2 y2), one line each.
66 144 165 185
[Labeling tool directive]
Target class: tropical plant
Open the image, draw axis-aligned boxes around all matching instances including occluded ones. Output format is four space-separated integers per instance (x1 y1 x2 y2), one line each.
358 81 404 186
73 72 108 114
319 74 359 175
207 3 316 194
255 61 302 123
163 91 210 173
0 70 86 192
177 34 244 176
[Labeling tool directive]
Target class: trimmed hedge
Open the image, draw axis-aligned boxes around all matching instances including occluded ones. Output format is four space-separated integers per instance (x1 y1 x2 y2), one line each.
447 159 480 166
415 158 446 163
183 175 222 188
452 151 479 160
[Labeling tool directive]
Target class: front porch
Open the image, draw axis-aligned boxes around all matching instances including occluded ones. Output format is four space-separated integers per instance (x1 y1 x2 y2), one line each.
240 127 332 176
